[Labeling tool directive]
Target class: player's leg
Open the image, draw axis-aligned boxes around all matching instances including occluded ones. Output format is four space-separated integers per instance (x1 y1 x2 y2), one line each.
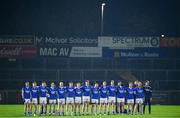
99 102 102 115
66 102 69 115
107 100 111 115
78 103 81 115
24 102 27 116
62 100 65 115
86 101 89 114
95 102 98 115
52 101 56 115
49 102 52 115
133 103 138 114
112 99 116 114
104 102 107 115
121 102 125 114
57 101 60 115
148 99 151 114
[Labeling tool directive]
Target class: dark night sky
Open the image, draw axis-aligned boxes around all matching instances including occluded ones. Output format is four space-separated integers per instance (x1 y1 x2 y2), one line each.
0 0 180 37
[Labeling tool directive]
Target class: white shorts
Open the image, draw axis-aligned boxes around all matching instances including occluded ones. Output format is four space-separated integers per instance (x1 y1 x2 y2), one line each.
127 99 134 104
75 97 82 104
100 98 107 104
24 99 31 104
91 99 99 104
117 98 125 103
39 97 47 104
136 98 144 104
66 97 74 104
57 98 65 104
49 99 56 104
108 96 116 103
32 98 38 104
83 96 90 102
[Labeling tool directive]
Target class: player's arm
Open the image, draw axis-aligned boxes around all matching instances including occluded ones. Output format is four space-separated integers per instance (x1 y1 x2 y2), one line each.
21 88 24 100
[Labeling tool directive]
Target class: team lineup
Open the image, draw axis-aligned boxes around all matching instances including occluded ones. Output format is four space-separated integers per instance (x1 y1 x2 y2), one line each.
22 80 152 116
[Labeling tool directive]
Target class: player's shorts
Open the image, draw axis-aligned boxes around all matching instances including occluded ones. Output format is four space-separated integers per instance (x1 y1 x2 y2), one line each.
127 99 134 104
82 96 90 102
32 98 38 104
75 97 82 104
66 97 74 104
117 98 125 103
136 98 143 104
91 99 99 104
49 99 56 104
57 98 65 104
108 96 116 103
100 98 107 104
24 99 31 104
39 97 47 104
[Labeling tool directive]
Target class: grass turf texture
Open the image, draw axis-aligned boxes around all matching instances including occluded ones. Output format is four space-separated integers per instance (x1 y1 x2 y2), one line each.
0 105 180 118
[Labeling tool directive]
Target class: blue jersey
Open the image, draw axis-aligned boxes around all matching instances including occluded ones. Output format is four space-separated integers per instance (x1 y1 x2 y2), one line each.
38 86 48 97
117 86 126 98
99 86 108 98
31 87 38 98
108 85 117 97
91 87 99 99
66 87 75 97
75 88 82 97
57 87 66 99
22 87 31 99
82 85 91 96
126 87 135 99
136 87 144 98
48 87 57 99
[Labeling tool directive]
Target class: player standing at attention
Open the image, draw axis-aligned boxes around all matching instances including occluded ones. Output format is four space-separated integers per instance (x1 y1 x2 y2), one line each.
134 81 144 114
99 81 108 115
82 80 91 115
22 81 31 116
91 82 99 115
74 82 82 116
38 82 49 116
126 82 135 115
48 82 57 116
31 82 38 116
117 81 126 114
143 80 152 114
66 82 75 116
107 80 117 115
57 82 66 116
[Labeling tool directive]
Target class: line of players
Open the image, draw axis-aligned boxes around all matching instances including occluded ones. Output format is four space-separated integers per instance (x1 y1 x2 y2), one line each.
22 80 146 116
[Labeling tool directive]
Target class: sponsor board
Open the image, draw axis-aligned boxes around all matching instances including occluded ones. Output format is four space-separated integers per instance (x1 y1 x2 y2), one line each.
98 36 159 48
70 47 102 57
0 35 35 45
36 37 98 46
103 47 179 58
38 46 102 57
160 37 180 47
0 46 37 58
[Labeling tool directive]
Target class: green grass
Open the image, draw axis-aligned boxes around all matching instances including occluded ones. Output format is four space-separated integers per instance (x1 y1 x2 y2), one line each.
0 105 180 118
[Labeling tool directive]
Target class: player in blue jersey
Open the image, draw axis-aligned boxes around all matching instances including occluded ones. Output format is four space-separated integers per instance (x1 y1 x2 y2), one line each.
108 80 117 115
31 82 38 116
134 82 144 114
82 80 91 115
117 81 126 114
74 82 82 115
91 82 99 115
38 82 49 116
22 81 31 116
66 82 75 115
99 81 108 115
126 82 135 115
48 82 57 116
57 82 66 116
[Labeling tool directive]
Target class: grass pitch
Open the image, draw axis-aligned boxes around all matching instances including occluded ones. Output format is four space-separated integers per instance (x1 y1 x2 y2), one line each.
0 105 180 118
